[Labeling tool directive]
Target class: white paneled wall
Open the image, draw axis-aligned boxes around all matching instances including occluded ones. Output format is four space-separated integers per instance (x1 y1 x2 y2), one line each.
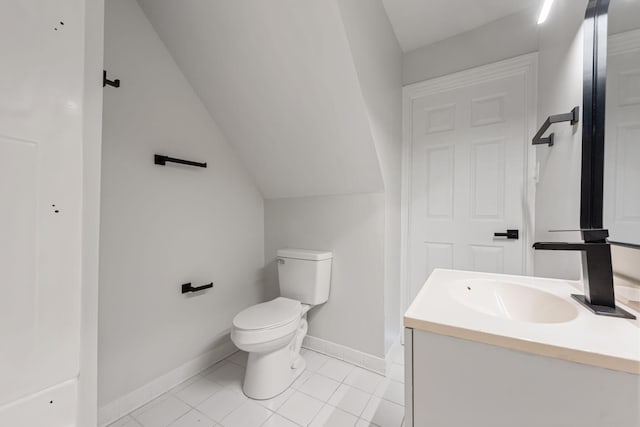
0 0 93 425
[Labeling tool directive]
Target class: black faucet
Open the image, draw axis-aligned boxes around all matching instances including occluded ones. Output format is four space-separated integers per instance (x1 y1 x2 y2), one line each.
533 229 635 319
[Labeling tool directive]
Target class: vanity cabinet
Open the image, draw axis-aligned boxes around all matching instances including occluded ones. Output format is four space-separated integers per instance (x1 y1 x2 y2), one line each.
404 327 639 427
403 269 640 427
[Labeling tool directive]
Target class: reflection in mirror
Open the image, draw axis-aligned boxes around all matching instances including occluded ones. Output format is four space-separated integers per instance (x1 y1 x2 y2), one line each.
604 0 640 246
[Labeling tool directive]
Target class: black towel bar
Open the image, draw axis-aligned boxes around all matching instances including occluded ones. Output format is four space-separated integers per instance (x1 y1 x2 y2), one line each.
532 106 580 147
154 154 207 168
181 282 213 294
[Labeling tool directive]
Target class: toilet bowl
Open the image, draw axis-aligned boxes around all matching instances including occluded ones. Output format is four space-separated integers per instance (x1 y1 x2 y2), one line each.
231 297 310 399
230 248 333 400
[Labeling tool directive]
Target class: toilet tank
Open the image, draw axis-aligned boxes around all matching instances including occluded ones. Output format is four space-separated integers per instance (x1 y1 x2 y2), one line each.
277 248 332 305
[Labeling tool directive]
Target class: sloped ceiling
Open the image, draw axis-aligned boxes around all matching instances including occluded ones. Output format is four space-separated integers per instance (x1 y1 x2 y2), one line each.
382 0 542 52
137 0 384 199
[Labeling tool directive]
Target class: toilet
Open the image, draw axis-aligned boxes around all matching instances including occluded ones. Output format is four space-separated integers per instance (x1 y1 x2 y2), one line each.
230 248 332 400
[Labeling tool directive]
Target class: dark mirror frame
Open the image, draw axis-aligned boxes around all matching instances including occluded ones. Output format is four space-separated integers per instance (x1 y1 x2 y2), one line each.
581 0 609 231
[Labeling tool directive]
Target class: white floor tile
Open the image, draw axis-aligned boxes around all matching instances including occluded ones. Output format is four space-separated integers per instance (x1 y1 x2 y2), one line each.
131 393 172 419
168 409 216 427
200 360 227 377
301 349 331 372
261 414 300 427
360 396 404 427
343 368 384 394
297 373 341 402
316 359 354 382
309 405 358 427
328 384 371 417
387 364 404 384
220 401 272 427
171 374 203 390
173 376 223 407
196 389 247 422
203 362 245 390
290 369 313 390
226 351 248 367
133 395 191 427
277 391 324 426
108 416 143 427
256 387 295 411
355 419 379 427
374 379 404 406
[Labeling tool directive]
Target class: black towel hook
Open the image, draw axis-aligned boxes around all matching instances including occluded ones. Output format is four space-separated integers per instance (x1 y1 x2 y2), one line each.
103 70 120 88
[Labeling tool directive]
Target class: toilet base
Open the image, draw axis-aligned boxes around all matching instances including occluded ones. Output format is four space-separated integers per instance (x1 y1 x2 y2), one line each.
243 344 306 400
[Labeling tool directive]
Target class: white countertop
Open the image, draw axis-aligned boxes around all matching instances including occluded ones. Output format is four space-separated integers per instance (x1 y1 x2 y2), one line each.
404 269 640 374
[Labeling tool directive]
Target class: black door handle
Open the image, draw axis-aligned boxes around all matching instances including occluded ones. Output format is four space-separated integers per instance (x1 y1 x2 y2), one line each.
494 229 519 239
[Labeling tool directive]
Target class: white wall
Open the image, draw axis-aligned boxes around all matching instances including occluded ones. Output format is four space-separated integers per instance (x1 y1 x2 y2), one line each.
336 0 403 352
262 0 403 360
403 7 539 85
264 194 387 358
137 0 383 199
612 245 640 284
99 0 264 407
534 2 640 283
533 0 588 280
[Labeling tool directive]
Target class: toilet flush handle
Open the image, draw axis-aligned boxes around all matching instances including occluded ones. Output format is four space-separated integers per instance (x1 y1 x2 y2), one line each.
277 258 285 265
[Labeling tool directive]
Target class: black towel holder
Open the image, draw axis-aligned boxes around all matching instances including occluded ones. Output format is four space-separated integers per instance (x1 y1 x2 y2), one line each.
182 282 213 294
154 154 207 168
532 106 580 147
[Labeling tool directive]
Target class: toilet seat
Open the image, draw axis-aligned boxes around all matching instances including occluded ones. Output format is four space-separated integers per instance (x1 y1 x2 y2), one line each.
231 298 302 351
233 297 301 331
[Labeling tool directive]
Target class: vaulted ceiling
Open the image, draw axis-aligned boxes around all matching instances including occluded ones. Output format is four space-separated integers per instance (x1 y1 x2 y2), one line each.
381 0 542 52
137 0 385 199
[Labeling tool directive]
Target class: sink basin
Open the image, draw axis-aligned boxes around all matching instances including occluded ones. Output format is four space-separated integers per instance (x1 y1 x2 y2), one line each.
448 279 578 323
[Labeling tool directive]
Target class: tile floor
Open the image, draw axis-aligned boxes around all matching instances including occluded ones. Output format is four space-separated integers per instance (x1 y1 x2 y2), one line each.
109 342 405 427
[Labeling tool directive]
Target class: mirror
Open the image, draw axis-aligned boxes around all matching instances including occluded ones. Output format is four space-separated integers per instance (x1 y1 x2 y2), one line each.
604 0 640 247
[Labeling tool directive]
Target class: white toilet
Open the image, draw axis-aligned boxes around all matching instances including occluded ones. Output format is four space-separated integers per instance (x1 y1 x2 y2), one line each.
230 248 332 400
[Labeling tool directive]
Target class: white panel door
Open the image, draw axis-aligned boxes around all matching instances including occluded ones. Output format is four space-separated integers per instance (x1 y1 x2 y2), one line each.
407 73 529 304
0 0 84 419
604 37 640 244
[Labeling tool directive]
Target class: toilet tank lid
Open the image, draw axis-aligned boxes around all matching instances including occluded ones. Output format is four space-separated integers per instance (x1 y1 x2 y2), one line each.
277 248 333 261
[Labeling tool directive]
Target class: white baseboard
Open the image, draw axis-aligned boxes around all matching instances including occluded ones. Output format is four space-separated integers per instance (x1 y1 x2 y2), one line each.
98 336 237 427
302 335 388 375
0 378 77 427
